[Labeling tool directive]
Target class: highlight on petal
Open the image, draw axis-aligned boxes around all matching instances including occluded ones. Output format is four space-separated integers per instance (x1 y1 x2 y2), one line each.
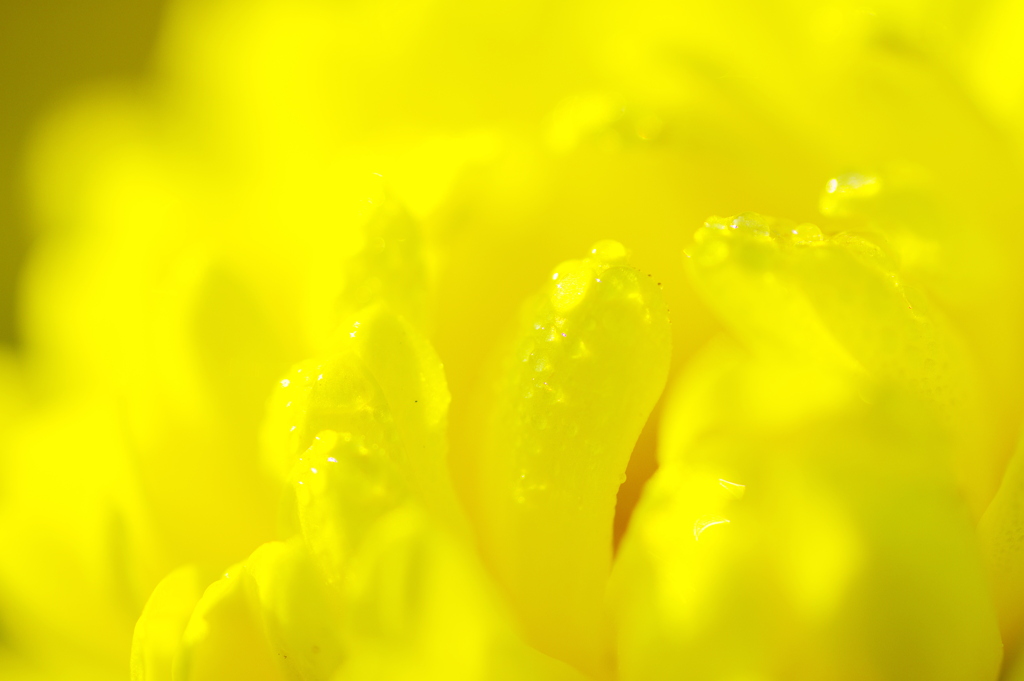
473 240 671 675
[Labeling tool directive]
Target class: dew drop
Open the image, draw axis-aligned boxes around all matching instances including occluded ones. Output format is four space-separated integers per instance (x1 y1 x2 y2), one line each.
589 239 629 265
820 172 881 217
729 212 771 237
703 216 730 231
549 260 591 312
789 222 823 244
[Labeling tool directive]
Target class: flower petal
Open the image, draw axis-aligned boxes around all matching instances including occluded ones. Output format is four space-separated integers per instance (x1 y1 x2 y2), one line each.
473 241 671 674
614 341 1002 681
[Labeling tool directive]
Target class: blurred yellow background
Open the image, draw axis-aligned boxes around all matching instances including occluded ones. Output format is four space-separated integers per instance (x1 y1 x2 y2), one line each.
0 0 165 346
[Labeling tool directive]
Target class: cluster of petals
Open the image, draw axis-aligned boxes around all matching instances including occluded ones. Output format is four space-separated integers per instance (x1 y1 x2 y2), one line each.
3 1 1024 680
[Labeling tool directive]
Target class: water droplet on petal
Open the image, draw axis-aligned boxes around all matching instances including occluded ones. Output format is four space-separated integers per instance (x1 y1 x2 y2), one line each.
702 216 730 231
789 222 823 244
549 260 592 313
729 212 771 237
820 172 882 217
589 239 629 265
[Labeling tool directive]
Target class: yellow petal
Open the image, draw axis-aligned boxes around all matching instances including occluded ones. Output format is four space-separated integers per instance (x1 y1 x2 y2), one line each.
0 397 165 672
175 564 285 681
292 429 407 588
262 351 398 488
263 305 458 530
244 540 346 681
339 503 586 681
173 539 344 681
614 341 1002 681
339 306 459 525
686 212 995 513
335 189 429 331
474 240 671 675
131 566 204 681
980 431 1024 662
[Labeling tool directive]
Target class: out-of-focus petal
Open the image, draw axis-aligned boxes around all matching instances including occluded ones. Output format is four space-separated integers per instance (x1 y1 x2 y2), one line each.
245 540 346 681
338 503 586 681
981 432 1024 663
685 212 994 513
131 566 204 681
614 341 1002 681
0 397 165 676
174 563 285 681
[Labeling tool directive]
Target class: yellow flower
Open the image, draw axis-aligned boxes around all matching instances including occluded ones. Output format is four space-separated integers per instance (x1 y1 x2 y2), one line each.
3 0 1024 679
